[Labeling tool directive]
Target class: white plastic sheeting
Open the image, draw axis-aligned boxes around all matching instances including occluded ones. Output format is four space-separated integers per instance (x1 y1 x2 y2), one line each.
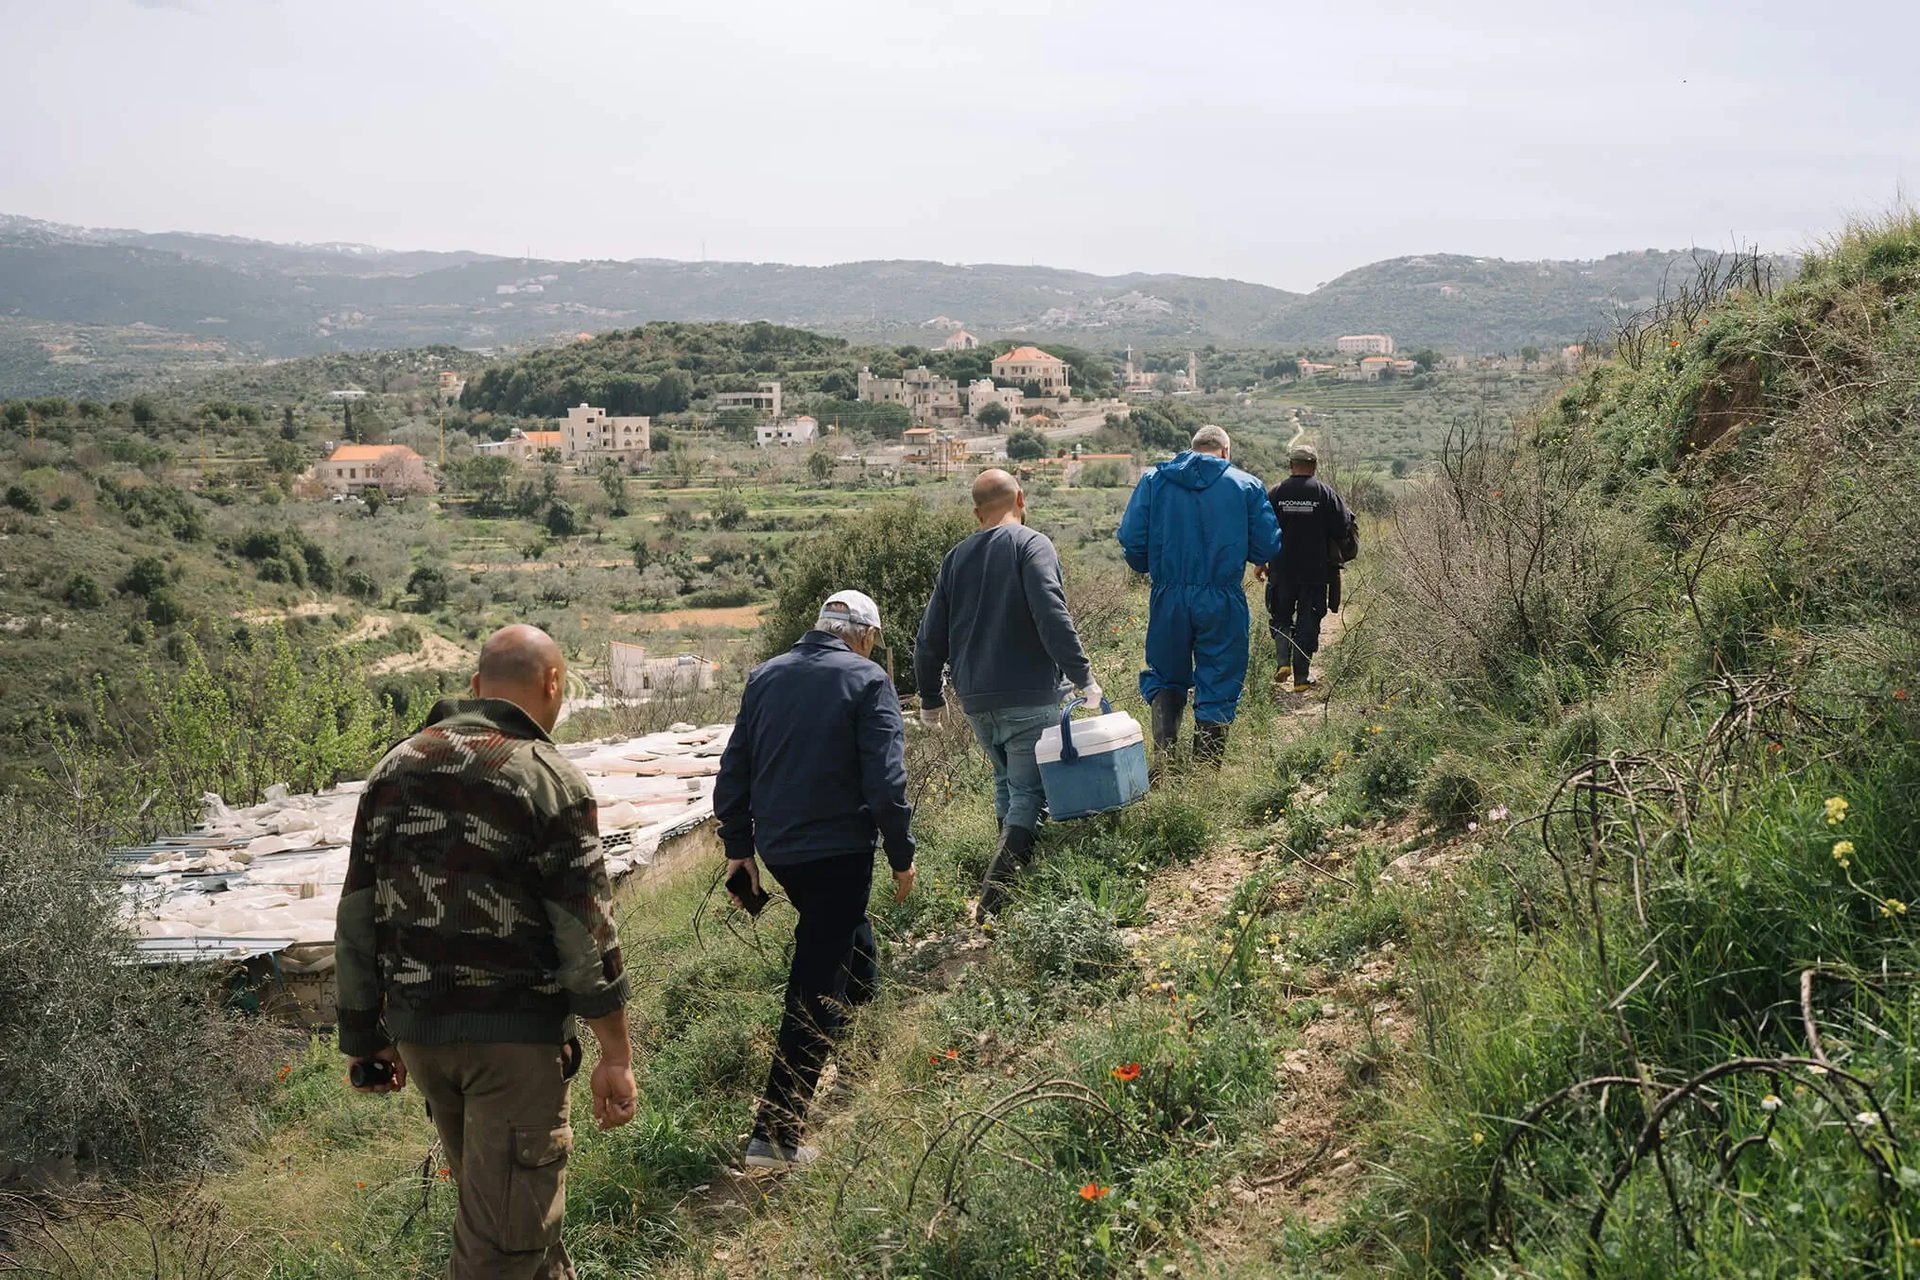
119 723 731 960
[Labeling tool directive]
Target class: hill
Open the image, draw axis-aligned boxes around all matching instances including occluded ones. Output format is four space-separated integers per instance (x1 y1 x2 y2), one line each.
0 213 1790 396
1260 248 1758 349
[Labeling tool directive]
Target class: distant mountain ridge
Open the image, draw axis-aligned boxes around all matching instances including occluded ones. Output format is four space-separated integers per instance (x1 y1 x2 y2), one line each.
0 214 1786 395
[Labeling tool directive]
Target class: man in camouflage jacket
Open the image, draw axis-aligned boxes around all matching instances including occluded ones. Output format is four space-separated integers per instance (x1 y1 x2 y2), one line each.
336 624 635 1280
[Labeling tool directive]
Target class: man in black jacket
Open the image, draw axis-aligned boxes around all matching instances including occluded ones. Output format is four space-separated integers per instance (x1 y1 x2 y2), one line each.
1257 443 1354 691
715 589 915 1169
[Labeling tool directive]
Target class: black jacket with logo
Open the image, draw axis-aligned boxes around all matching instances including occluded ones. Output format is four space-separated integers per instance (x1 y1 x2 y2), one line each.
1264 475 1355 587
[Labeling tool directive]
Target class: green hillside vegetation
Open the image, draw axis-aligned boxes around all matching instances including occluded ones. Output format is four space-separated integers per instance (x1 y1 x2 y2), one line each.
459 321 1116 424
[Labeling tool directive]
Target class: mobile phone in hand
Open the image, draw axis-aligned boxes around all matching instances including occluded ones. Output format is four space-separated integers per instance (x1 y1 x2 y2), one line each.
725 865 770 916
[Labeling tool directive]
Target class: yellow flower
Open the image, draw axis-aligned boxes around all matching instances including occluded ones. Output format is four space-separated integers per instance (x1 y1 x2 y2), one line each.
1833 840 1856 859
1825 796 1849 826
1470 1131 1484 1146
1882 898 1908 918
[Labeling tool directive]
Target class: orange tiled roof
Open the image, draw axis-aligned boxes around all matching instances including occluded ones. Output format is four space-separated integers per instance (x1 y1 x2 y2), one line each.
523 431 563 445
326 444 419 463
994 346 1064 364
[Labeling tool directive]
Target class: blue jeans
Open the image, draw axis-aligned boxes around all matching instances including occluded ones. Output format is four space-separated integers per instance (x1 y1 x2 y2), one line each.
965 704 1057 831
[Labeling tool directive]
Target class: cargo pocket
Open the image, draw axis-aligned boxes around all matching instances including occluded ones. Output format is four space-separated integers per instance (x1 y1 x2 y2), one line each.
502 1123 572 1252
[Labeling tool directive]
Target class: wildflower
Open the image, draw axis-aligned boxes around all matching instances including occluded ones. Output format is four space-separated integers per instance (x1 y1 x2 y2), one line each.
1761 1094 1782 1112
1670 340 1682 348
1858 1111 1882 1127
944 1047 960 1059
1470 1131 1484 1146
1079 1182 1111 1200
1832 840 1855 860
1467 821 1479 833
1111 1062 1142 1082
356 1180 367 1189
1883 898 1908 918
1487 805 1510 823
437 1167 451 1178
1896 689 1908 701
1825 796 1849 826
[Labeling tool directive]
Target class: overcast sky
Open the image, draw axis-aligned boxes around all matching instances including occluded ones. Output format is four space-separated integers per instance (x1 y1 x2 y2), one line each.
3 0 1914 291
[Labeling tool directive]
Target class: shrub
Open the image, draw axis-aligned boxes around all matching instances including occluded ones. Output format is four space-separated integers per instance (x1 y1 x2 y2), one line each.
5 483 41 514
544 497 581 538
0 806 258 1178
756 500 975 697
64 572 105 609
1417 752 1486 832
144 589 186 627
1006 428 1048 461
119 555 170 597
999 897 1128 986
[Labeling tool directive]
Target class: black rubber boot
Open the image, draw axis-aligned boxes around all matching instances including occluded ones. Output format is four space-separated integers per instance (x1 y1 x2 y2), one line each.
1149 689 1186 780
975 824 1038 923
1194 720 1230 767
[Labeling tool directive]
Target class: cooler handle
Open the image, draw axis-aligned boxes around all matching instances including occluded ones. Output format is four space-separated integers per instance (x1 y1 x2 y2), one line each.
1056 694 1113 765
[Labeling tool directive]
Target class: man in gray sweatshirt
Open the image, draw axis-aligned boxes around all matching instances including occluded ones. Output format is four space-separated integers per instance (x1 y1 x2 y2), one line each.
916 469 1099 920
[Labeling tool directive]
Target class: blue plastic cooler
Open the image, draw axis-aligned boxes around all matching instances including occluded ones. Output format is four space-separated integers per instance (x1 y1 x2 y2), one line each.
1035 696 1150 820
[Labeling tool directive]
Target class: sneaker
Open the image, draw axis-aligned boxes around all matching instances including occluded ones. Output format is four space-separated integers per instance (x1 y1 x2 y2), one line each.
1271 665 1292 687
1291 676 1318 693
743 1137 820 1170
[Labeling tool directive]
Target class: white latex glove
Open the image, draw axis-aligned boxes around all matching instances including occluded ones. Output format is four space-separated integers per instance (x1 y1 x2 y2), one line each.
1072 682 1103 708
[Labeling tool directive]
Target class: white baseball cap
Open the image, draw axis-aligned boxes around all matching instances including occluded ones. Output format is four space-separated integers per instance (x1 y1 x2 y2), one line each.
818 589 882 630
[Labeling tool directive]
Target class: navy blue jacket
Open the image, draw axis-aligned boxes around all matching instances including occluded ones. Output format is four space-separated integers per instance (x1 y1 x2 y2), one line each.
1265 474 1353 586
914 522 1092 713
714 631 915 871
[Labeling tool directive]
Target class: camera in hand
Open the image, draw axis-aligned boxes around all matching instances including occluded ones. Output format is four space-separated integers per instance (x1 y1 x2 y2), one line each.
725 865 770 917
350 1058 394 1089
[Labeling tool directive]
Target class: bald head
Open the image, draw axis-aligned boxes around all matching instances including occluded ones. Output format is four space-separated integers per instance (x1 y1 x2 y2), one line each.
473 624 566 732
972 468 1026 528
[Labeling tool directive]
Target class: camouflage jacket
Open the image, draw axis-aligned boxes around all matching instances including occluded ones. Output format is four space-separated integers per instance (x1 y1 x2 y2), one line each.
334 698 627 1056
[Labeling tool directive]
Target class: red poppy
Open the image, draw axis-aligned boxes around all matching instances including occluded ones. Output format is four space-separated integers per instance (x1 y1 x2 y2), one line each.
1079 1182 1111 1200
1111 1063 1142 1082
944 1048 960 1060
1897 689 1909 701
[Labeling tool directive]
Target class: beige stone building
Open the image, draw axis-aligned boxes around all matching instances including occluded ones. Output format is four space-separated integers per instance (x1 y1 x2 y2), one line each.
316 444 434 496
563 403 651 464
713 381 783 419
1337 334 1396 355
990 346 1072 399
858 366 963 423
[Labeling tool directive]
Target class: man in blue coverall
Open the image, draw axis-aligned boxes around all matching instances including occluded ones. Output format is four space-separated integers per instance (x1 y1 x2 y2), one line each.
1116 425 1282 768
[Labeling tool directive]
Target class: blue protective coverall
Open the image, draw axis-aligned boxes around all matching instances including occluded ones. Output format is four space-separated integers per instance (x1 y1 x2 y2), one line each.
1116 451 1282 724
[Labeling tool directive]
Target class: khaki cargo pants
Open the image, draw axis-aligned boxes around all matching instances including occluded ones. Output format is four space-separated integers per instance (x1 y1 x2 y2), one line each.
399 1041 574 1280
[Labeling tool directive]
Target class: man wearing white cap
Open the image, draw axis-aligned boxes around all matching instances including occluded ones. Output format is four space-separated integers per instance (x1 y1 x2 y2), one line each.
715 589 915 1169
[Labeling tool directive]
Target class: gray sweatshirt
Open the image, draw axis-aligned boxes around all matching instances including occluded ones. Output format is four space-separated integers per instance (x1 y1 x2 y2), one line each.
915 522 1093 712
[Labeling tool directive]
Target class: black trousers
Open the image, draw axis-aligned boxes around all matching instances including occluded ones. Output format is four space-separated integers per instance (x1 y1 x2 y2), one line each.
753 851 878 1145
1265 578 1329 673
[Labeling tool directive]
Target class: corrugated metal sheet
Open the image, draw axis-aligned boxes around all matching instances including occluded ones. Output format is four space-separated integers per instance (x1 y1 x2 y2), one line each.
127 936 300 965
